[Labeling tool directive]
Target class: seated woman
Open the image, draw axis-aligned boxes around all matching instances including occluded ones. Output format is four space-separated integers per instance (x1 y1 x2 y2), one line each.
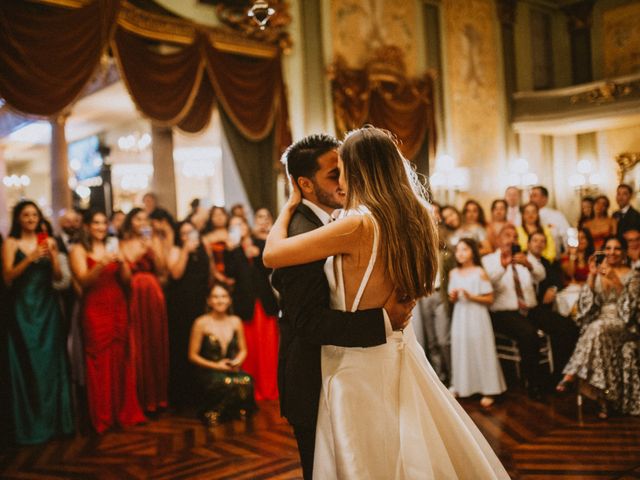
557 236 640 419
560 228 594 286
188 283 257 426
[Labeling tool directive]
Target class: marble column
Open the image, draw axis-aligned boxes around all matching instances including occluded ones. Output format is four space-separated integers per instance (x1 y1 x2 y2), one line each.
0 145 9 235
150 124 177 216
496 0 519 162
50 114 72 218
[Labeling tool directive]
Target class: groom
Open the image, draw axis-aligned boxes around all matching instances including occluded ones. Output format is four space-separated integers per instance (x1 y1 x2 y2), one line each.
271 134 413 479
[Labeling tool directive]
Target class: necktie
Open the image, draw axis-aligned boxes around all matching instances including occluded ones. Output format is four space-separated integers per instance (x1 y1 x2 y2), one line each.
511 264 528 316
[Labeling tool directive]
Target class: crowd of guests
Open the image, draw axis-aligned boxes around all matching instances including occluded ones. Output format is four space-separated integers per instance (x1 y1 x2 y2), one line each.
420 184 640 418
0 194 277 445
2 183 640 447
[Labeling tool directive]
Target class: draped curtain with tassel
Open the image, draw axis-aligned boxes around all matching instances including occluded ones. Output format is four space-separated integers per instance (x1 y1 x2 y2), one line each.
330 52 436 172
0 0 291 213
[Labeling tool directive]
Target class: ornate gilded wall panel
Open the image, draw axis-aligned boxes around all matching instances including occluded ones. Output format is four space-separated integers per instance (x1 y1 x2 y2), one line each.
330 0 419 76
603 2 640 77
441 0 502 173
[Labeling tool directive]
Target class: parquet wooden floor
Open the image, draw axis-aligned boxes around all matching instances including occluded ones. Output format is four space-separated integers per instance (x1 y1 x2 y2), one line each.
1 391 639 479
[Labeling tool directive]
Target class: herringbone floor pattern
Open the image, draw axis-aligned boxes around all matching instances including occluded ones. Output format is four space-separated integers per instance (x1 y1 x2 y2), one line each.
1 393 639 479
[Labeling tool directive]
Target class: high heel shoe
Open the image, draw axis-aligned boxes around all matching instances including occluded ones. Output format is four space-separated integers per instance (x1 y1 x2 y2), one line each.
597 402 608 420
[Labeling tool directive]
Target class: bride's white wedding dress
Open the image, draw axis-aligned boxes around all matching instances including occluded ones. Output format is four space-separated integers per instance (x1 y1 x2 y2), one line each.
313 213 510 479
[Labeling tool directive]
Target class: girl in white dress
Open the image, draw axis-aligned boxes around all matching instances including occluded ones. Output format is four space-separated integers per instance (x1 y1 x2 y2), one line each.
264 127 509 479
448 238 506 408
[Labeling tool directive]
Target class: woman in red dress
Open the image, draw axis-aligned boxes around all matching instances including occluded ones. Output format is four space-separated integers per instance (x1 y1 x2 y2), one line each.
70 211 146 433
225 215 279 401
120 208 170 413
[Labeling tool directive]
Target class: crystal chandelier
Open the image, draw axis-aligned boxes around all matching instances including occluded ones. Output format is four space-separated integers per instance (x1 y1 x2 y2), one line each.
248 0 275 30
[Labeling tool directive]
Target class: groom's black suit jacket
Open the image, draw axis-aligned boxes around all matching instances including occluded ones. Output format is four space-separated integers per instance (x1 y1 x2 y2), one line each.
271 203 387 428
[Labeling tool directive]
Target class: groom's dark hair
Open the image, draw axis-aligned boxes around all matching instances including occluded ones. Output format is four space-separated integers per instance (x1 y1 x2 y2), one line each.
281 134 340 182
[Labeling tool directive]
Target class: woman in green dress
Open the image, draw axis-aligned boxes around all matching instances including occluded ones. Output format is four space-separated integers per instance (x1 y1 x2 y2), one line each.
2 200 73 444
188 283 257 425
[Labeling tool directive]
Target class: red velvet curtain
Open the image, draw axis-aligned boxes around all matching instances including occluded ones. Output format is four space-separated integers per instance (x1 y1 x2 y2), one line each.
112 27 205 125
0 0 290 152
0 0 119 116
204 43 283 141
331 62 436 162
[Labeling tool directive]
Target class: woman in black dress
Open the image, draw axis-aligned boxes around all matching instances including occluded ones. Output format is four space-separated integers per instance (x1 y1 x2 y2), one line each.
166 220 211 409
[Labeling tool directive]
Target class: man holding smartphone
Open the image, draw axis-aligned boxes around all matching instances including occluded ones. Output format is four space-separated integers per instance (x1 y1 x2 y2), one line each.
482 224 547 399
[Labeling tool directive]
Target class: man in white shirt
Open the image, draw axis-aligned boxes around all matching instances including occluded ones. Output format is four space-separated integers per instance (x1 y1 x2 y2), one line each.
505 186 522 227
530 185 570 254
614 184 640 237
623 228 640 270
482 223 546 399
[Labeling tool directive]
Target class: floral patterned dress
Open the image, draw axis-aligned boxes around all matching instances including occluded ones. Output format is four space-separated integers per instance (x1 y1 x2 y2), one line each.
563 271 640 414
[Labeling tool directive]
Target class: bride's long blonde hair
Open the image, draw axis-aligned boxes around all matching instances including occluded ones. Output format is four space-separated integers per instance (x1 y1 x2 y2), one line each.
339 127 438 299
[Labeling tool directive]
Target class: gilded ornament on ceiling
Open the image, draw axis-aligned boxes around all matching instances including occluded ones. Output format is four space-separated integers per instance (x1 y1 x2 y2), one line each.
570 80 639 105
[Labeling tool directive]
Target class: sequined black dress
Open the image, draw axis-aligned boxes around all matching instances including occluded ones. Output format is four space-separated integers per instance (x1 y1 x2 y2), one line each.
196 331 257 422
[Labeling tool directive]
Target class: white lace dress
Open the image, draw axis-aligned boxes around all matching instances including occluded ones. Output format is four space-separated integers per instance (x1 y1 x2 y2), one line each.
313 212 509 479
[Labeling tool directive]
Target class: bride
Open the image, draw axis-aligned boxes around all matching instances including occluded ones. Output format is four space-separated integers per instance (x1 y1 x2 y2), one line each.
263 126 509 479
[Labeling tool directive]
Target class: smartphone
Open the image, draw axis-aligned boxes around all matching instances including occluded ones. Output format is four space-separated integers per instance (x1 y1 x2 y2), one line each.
594 252 606 265
567 237 579 248
140 226 152 240
511 244 521 255
188 230 199 243
37 231 49 245
105 236 119 254
228 225 242 245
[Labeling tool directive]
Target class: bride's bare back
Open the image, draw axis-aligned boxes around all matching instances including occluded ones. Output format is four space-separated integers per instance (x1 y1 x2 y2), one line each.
339 214 394 311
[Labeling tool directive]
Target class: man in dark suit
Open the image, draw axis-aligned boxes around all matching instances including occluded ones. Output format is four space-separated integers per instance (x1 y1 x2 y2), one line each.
271 134 412 479
526 231 579 386
54 208 81 332
614 184 640 237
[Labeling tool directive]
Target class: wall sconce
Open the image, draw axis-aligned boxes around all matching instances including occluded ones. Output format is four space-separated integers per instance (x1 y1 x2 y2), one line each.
117 132 151 153
504 158 538 189
430 154 469 204
112 163 153 193
3 174 31 188
568 159 600 197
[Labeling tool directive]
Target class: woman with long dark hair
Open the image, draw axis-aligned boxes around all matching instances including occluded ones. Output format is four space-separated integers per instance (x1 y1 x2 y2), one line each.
264 127 507 478
557 236 640 419
202 206 233 286
70 210 146 432
225 215 279 401
120 207 170 412
2 200 73 444
459 200 492 255
166 220 211 408
583 195 617 250
486 199 508 250
188 283 257 425
560 228 595 285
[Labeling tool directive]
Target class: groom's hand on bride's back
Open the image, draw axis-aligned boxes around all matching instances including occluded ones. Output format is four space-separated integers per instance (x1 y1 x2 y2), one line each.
384 291 416 331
